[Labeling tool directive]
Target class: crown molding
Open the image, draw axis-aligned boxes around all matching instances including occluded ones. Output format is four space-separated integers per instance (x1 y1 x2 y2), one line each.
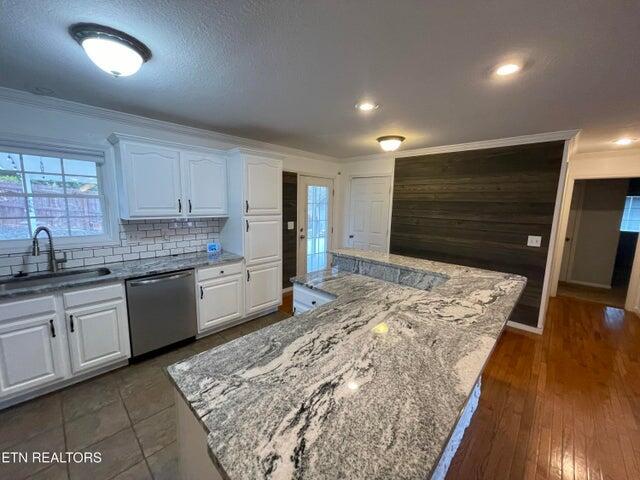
0 86 337 163
342 129 581 163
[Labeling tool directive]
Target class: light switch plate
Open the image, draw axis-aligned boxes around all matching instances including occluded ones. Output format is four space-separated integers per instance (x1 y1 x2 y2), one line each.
287 221 295 230
527 235 542 247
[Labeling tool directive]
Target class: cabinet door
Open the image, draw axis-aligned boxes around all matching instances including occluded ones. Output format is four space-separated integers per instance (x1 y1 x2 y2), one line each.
246 262 281 315
122 142 183 217
183 152 228 217
66 299 130 374
244 157 282 215
0 314 65 397
244 215 282 266
198 276 243 332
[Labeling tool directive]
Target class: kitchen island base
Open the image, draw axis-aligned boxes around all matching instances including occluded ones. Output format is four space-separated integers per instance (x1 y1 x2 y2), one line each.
175 389 224 480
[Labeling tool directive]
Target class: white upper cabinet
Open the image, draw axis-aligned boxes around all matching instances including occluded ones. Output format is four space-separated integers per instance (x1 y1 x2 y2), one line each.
109 134 228 219
183 151 228 217
117 140 183 218
244 156 282 215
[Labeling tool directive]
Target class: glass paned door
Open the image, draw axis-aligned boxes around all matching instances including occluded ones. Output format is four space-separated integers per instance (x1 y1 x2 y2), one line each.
299 176 333 274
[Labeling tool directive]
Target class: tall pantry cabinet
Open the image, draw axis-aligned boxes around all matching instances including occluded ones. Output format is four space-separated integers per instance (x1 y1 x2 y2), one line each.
221 149 283 316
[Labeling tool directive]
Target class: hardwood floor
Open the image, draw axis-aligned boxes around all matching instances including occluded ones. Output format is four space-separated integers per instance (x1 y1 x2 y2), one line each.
279 290 293 315
446 296 640 480
557 281 628 309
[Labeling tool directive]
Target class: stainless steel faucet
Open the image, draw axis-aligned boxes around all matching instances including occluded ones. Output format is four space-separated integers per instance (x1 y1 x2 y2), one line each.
31 226 67 273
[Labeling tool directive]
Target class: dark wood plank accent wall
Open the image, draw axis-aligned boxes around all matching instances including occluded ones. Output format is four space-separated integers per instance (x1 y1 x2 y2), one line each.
282 171 298 288
390 141 565 327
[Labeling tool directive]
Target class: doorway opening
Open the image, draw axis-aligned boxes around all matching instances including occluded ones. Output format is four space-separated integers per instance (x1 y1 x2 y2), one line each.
557 178 640 308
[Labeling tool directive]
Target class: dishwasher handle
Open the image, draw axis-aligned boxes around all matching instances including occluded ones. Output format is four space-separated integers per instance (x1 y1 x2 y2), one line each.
128 271 193 287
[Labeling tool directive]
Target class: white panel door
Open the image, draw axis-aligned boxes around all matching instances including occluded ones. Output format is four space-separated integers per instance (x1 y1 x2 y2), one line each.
0 314 65 397
122 142 183 217
246 262 281 315
298 176 333 274
183 151 228 217
348 176 391 251
198 276 243 332
244 215 282 266
66 299 129 374
245 157 282 215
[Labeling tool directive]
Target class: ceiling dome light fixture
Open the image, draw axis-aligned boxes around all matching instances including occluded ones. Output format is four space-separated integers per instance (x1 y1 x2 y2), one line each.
377 135 405 152
356 102 379 112
69 23 151 77
495 63 521 76
613 137 636 146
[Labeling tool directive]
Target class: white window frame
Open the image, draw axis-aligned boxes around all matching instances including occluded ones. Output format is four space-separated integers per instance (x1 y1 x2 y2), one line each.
0 135 120 253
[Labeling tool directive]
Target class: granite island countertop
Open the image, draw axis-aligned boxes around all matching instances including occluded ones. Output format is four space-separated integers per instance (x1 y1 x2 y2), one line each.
167 248 526 480
0 250 244 300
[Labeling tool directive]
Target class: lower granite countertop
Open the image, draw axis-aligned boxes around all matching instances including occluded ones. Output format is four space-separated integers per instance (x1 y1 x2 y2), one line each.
167 249 526 480
0 250 244 300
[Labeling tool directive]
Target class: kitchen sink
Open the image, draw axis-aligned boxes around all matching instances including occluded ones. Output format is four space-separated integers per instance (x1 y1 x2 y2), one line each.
0 268 112 292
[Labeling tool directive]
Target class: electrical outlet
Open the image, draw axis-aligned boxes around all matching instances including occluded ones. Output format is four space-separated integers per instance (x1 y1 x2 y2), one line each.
527 235 542 247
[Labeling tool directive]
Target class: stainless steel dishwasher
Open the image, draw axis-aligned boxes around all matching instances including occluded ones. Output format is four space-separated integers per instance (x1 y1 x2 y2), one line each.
126 269 197 358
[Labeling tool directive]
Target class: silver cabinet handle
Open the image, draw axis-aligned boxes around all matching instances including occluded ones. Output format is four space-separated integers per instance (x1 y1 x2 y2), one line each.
129 271 192 287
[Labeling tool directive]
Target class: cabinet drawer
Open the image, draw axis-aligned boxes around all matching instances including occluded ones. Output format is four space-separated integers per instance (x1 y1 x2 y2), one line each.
293 284 334 309
0 295 56 323
63 283 125 309
197 262 243 282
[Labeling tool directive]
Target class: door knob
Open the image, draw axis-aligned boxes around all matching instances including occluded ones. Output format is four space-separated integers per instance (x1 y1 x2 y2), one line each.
349 235 354 239
300 234 306 239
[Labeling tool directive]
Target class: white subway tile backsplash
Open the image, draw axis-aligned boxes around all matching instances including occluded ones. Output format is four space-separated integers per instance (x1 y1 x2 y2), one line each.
1 218 223 277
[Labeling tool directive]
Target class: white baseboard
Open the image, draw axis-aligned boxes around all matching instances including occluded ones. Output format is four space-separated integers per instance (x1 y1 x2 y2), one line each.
506 321 543 335
563 279 612 289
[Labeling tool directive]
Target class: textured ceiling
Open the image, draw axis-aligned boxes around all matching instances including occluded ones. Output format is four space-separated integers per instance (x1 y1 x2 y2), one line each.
0 0 639 158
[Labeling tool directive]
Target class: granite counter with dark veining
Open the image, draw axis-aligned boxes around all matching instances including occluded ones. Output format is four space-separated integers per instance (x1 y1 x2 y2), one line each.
0 251 244 300
167 248 526 480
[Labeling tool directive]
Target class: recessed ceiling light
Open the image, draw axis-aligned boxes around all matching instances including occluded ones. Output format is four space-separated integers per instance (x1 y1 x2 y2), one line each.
495 63 521 76
613 137 636 146
355 102 379 112
377 135 405 152
69 23 151 77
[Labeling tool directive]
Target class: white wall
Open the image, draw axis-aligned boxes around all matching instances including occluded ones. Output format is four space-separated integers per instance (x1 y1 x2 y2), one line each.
567 179 628 288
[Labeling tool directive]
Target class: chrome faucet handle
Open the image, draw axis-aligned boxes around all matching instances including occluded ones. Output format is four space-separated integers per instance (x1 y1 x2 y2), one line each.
55 251 68 265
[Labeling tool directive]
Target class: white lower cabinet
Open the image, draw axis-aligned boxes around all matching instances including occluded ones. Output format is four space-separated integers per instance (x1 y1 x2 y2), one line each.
245 261 281 315
0 309 66 397
65 298 129 374
198 275 243 332
293 284 334 315
0 283 130 402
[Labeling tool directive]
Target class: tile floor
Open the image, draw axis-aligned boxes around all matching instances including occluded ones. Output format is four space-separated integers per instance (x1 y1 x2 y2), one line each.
0 310 291 480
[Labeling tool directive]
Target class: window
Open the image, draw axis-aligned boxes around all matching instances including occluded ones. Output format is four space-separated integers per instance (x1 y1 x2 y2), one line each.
0 147 109 244
620 196 640 232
